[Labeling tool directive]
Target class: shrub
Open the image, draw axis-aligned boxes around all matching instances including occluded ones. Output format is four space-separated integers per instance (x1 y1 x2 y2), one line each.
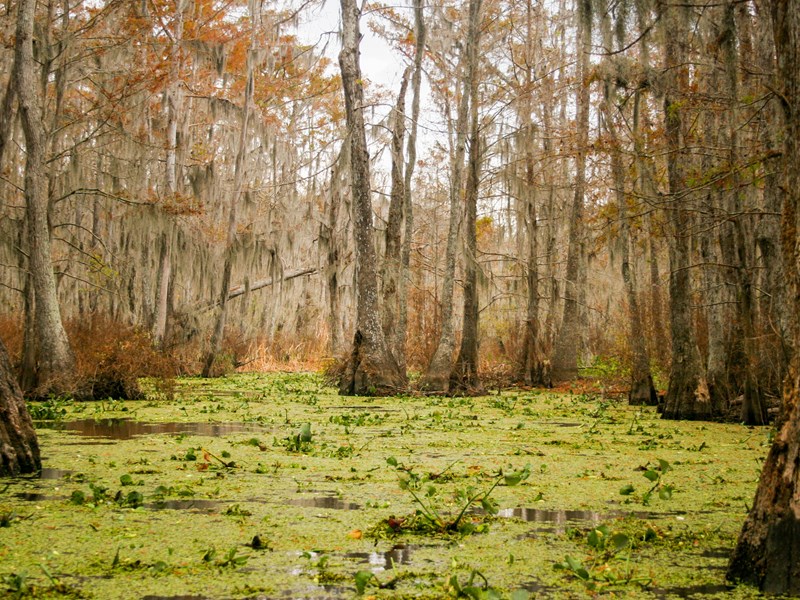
69 317 177 400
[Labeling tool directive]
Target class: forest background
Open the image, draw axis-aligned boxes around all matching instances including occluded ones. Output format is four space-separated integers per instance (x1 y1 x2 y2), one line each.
1 0 799 594
0 0 790 422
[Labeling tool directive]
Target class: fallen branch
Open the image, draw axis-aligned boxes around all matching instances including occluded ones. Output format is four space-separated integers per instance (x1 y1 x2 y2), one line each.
199 267 317 312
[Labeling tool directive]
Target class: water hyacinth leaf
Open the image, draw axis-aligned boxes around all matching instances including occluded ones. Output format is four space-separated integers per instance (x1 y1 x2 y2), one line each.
504 463 531 486
120 474 133 486
658 459 671 473
151 560 169 573
386 456 398 467
448 574 462 595
587 525 609 548
90 483 108 502
659 485 674 500
481 496 499 515
299 423 312 442
611 533 630 550
462 586 502 599
619 484 635 495
461 586 481 599
510 590 530 600
124 491 144 507
565 555 581 571
562 555 590 580
354 570 374 594
459 522 477 535
643 470 659 482
587 529 602 548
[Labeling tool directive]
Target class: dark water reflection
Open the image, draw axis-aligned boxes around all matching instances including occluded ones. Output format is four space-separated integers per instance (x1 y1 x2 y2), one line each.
520 580 560 595
39 468 72 480
652 583 732 597
495 506 677 526
147 499 221 512
345 544 415 571
36 419 269 439
288 496 361 510
497 507 607 524
141 596 209 600
15 492 58 502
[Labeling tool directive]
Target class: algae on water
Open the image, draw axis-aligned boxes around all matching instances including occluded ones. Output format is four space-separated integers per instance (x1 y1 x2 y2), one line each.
0 373 768 598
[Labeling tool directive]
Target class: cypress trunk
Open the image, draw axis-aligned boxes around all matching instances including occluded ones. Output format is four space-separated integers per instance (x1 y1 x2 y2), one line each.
15 0 76 398
338 0 405 395
659 0 710 420
552 0 591 383
420 0 481 393
0 337 40 477
728 0 800 591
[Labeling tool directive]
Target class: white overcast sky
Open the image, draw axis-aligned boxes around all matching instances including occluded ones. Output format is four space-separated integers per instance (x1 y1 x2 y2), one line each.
297 0 409 91
297 0 428 177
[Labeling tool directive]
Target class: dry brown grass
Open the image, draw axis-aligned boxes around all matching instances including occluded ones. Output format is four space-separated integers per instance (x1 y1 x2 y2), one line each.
0 316 23 363
0 314 178 399
237 331 329 373
70 317 178 399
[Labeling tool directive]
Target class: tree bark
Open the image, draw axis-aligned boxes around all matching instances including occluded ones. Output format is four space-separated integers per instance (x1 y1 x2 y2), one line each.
632 87 668 371
381 70 410 367
153 1 185 347
516 0 550 388
727 0 800 591
452 32 483 392
15 0 76 398
542 73 560 357
0 337 40 477
698 48 732 417
603 68 656 406
322 148 348 357
659 0 711 420
0 65 16 165
420 0 481 393
338 0 405 395
720 0 766 425
519 122 549 386
152 230 172 346
753 1 789 399
397 0 426 378
552 0 591 382
203 8 257 377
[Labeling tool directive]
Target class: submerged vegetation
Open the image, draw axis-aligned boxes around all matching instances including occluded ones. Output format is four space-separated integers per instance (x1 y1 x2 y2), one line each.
0 372 770 598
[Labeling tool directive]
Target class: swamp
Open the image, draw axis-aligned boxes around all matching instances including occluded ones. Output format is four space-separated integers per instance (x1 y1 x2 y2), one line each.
2 0 800 596
0 373 771 599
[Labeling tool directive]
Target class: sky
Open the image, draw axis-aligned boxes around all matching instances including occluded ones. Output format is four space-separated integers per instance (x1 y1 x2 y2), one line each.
296 0 426 179
298 0 410 92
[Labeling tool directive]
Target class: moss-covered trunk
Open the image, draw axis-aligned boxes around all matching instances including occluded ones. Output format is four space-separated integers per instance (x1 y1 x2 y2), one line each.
338 0 404 395
659 0 710 420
